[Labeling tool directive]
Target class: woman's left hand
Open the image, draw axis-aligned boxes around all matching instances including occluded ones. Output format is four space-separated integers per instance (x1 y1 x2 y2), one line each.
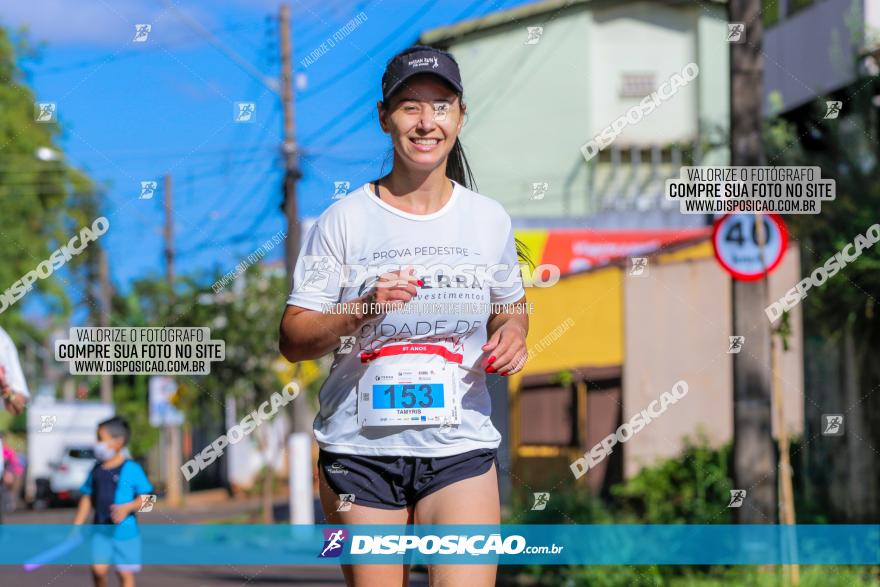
481 322 528 376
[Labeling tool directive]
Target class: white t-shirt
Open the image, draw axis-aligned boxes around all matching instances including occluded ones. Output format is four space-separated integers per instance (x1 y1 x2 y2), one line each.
287 180 525 457
0 326 29 477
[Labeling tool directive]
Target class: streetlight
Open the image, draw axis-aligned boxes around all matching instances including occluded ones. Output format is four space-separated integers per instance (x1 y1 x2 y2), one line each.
34 147 62 162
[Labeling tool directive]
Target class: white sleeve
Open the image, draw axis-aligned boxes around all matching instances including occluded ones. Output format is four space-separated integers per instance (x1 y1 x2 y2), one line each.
286 223 345 312
0 329 29 398
490 220 526 304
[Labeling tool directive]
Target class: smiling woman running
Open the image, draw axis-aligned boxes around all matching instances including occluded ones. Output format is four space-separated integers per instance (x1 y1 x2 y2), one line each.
279 45 531 587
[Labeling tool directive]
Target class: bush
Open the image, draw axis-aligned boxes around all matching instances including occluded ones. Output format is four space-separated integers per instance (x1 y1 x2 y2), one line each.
504 437 880 586
610 435 733 524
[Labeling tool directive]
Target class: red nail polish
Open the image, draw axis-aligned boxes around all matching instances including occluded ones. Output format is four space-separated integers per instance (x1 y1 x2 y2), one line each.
488 356 496 364
417 279 424 286
486 366 496 373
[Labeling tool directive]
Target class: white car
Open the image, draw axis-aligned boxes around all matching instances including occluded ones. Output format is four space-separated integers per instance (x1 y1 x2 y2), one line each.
47 446 96 505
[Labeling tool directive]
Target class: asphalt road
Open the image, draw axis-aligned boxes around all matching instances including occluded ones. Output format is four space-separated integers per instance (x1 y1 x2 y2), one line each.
2 564 359 586
0 504 430 586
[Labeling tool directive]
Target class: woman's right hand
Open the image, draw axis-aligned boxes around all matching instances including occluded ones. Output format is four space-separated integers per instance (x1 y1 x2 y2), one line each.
360 265 423 319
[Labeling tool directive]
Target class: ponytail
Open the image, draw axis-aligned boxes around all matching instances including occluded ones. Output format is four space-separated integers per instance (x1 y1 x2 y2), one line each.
445 138 477 192
447 137 535 271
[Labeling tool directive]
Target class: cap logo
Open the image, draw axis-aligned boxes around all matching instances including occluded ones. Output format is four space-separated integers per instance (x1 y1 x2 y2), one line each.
408 56 439 69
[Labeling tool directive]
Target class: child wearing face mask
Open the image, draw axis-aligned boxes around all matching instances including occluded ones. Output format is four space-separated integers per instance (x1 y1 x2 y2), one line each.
72 416 153 587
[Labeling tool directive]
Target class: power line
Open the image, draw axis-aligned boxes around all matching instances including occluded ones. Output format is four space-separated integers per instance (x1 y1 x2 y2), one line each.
158 0 280 95
176 163 282 257
174 96 281 254
0 150 272 174
204 103 282 220
67 144 278 163
300 151 382 166
28 23 267 76
298 0 437 101
299 0 491 147
301 85 376 145
293 0 376 66
0 156 275 188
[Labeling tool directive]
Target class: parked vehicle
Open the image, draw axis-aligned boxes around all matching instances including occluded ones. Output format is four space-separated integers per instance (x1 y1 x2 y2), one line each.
25 396 114 508
47 445 96 505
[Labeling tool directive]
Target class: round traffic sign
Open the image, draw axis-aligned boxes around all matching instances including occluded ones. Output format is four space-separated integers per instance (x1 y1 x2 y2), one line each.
712 214 788 281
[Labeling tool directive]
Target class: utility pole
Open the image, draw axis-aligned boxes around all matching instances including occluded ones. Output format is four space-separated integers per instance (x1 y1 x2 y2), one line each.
164 174 175 292
279 3 315 525
98 247 113 404
279 4 311 434
163 173 183 507
729 0 777 524
280 4 302 293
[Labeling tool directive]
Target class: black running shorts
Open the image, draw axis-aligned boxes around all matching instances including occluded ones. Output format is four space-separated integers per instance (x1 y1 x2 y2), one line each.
318 448 499 510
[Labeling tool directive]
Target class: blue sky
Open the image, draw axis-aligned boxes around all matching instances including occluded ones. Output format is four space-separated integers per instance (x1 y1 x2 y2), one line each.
3 0 531 297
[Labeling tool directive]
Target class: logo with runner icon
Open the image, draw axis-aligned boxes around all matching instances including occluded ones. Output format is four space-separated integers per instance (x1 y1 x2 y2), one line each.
319 528 348 558
296 256 335 293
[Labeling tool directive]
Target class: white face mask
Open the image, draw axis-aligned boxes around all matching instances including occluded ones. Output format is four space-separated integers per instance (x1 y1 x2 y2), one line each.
94 441 117 462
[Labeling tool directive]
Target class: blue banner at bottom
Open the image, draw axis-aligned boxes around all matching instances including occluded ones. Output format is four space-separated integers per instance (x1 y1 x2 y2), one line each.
0 525 876 566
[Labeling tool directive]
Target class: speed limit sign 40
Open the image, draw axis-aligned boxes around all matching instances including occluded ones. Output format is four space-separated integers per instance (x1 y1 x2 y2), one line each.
712 214 788 281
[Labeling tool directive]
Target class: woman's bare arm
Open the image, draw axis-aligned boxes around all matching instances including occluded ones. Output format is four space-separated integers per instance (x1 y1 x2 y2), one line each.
279 268 421 363
278 296 375 363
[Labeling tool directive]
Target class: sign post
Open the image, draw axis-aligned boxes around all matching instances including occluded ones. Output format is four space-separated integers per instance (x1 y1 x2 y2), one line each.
149 376 184 506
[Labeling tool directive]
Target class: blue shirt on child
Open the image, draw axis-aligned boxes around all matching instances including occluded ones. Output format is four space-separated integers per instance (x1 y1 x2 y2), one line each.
80 460 153 533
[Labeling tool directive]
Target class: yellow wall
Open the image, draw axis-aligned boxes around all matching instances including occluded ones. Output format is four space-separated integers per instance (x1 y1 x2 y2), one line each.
511 265 624 390
656 240 714 264
511 240 714 390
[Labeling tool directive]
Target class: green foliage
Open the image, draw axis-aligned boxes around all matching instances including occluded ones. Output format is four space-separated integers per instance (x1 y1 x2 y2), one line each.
610 435 733 524
109 265 296 432
0 26 101 338
764 80 880 346
172 268 291 411
506 439 733 529
667 566 879 587
507 439 729 586
557 565 664 587
112 376 159 458
509 485 614 525
507 437 877 586
511 565 879 587
553 369 574 387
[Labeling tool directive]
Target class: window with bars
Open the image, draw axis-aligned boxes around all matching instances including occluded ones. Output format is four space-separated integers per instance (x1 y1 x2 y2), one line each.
619 73 656 99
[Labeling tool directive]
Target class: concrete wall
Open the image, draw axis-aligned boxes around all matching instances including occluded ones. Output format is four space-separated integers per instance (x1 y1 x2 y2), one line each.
588 2 699 146
621 244 804 478
446 8 594 217
696 7 731 166
439 1 729 220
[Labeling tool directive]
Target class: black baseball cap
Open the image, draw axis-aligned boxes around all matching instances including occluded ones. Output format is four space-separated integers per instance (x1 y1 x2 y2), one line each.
381 45 463 102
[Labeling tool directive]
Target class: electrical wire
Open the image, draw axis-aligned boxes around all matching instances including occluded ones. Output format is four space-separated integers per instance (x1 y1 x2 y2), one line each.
157 0 279 94
29 23 267 76
298 0 437 101
299 0 491 147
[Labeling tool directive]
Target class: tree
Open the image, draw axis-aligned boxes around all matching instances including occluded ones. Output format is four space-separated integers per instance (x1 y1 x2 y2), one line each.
0 25 103 409
729 0 777 524
765 68 880 521
171 265 326 522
